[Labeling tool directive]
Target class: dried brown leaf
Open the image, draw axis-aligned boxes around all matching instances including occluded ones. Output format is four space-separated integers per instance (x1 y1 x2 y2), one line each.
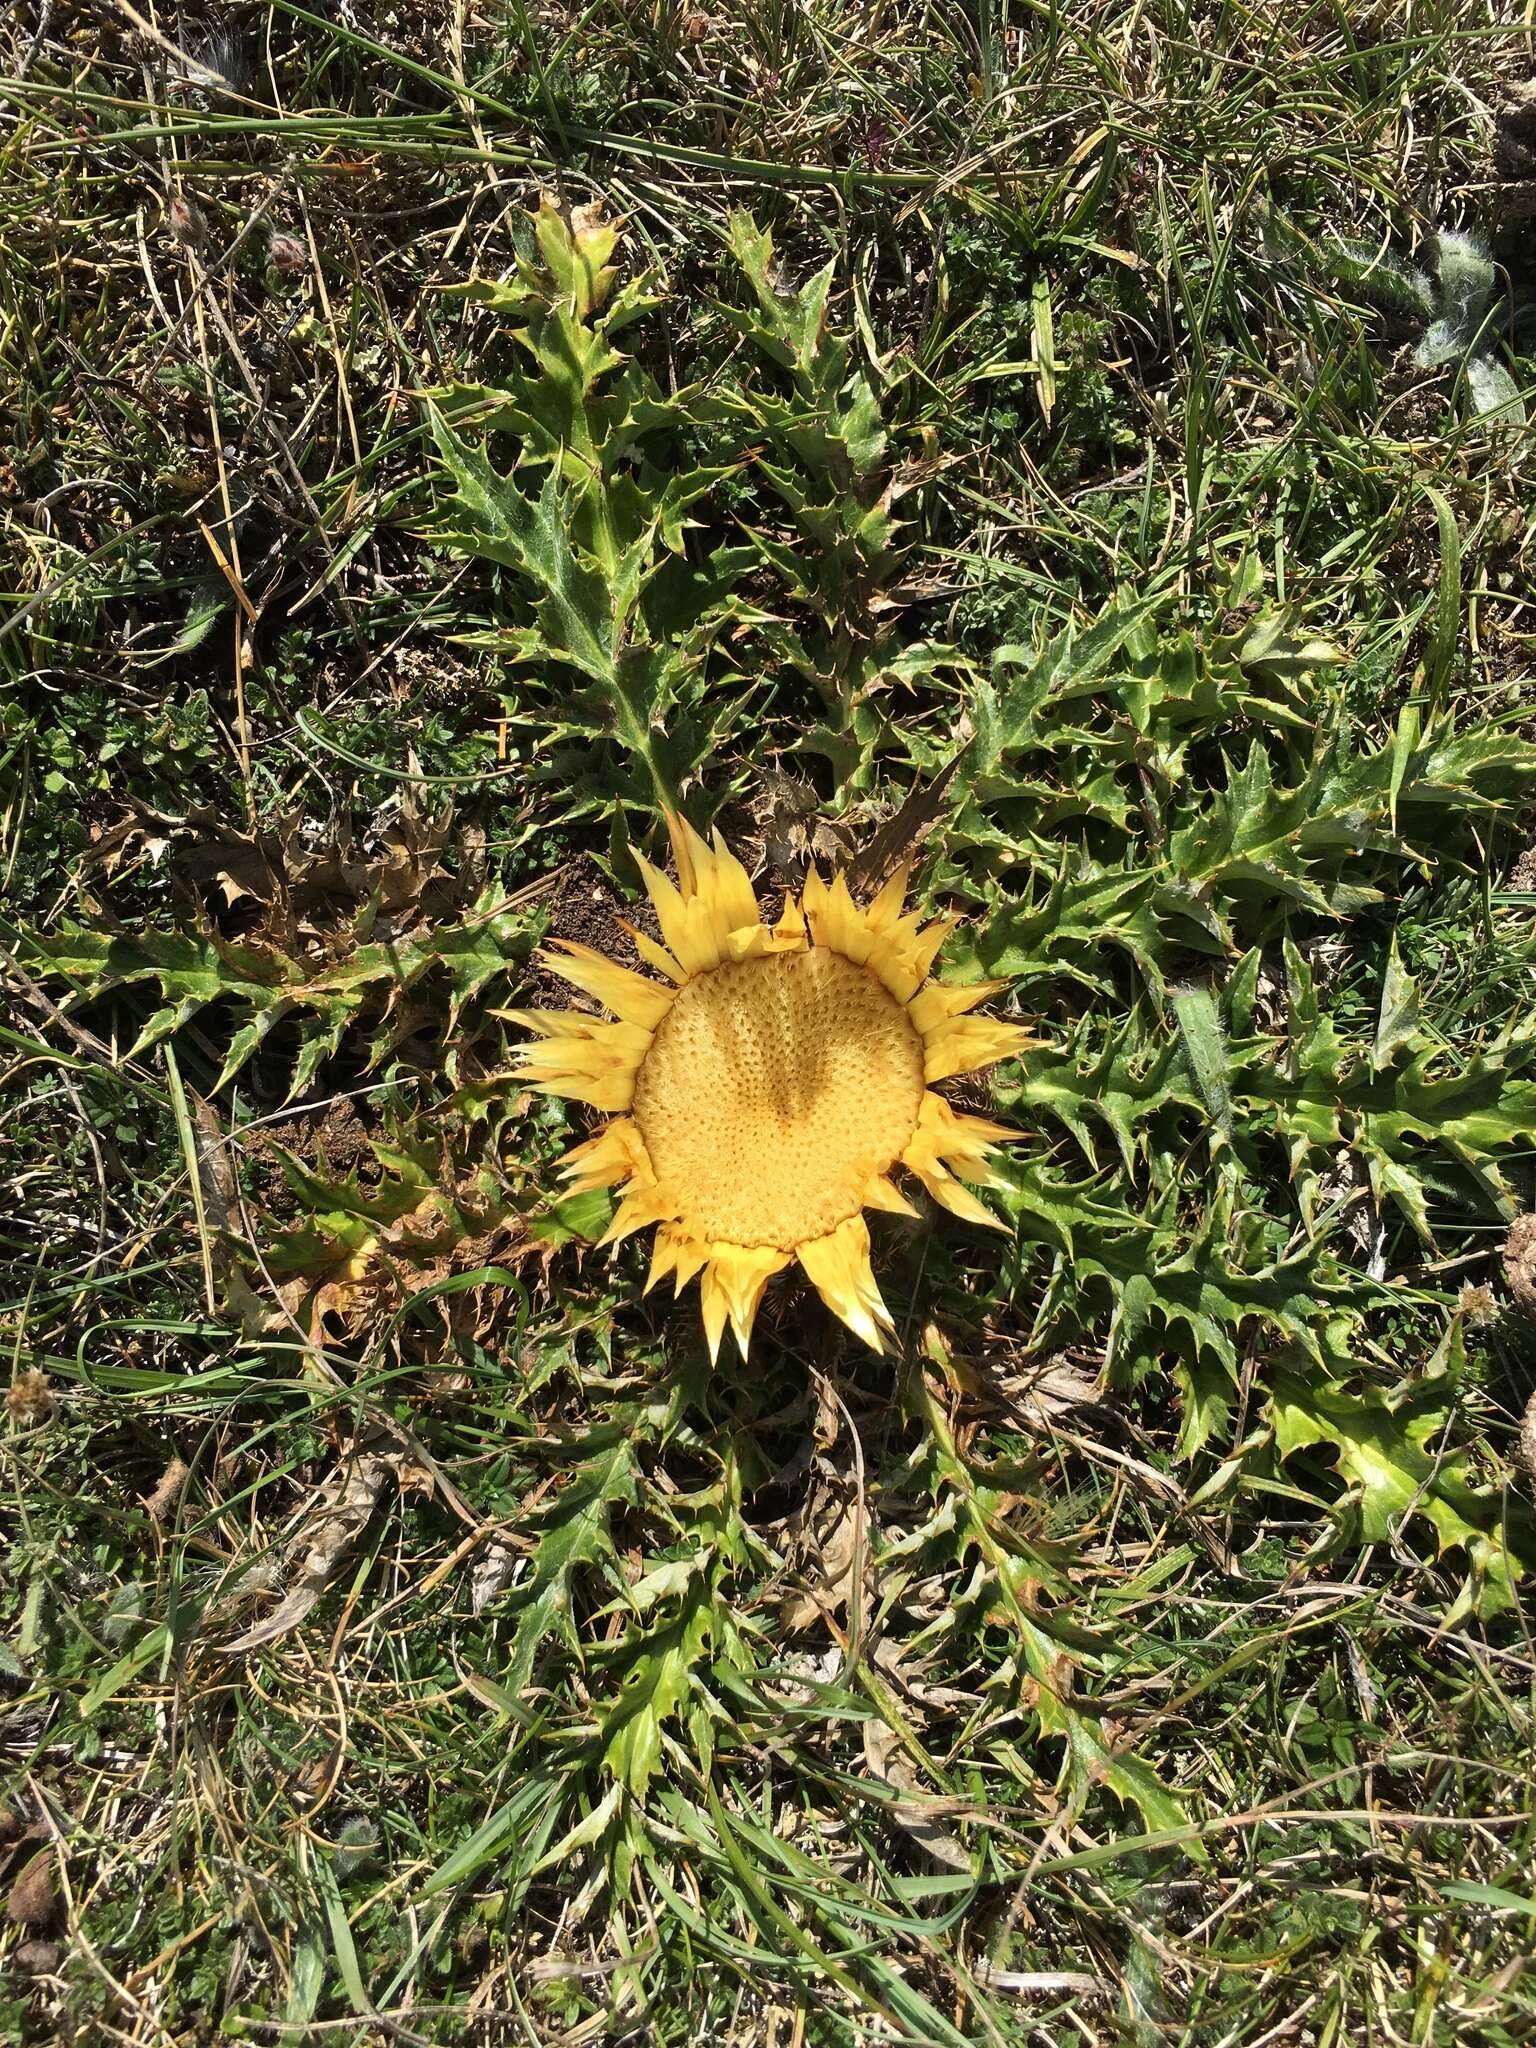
779 1479 862 1633
144 1457 191 1524
261 1174 530 1359
470 1539 521 1615
192 1097 238 1235
860 1717 972 1873
4 1370 54 1428
88 793 484 960
868 1634 977 1715
991 1353 1105 1426
753 772 856 883
843 757 963 899
219 1425 427 1654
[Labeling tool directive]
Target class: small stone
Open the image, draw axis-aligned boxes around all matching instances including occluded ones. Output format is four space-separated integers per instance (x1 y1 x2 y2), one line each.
6 1847 57 1928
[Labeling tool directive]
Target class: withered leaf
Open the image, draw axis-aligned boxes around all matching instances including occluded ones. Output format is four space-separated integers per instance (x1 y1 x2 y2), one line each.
779 1478 862 1634
754 772 856 883
860 1717 972 1874
470 1539 522 1616
219 1426 429 1654
843 756 963 898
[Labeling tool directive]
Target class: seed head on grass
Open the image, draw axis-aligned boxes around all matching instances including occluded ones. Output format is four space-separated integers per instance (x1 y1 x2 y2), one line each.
4 1369 54 1428
166 194 206 249
267 230 308 274
1504 1213 1536 1317
508 815 1030 1358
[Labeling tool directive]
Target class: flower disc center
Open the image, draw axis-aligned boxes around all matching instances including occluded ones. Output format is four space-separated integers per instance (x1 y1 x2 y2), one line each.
633 949 924 1249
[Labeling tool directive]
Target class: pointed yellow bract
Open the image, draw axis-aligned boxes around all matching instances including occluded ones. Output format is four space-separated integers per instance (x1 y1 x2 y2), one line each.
512 815 1032 1359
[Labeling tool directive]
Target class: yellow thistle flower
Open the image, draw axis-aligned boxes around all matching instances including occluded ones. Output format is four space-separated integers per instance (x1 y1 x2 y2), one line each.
508 816 1030 1360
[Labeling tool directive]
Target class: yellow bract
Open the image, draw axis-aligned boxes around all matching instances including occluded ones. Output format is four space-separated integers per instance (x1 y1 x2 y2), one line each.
508 816 1031 1359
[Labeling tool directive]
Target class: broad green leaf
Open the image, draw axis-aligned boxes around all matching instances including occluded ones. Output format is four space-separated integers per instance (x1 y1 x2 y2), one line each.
533 195 621 317
973 598 1157 774
1319 236 1435 321
1170 983 1232 1137
1000 1013 1196 1171
429 418 618 683
1371 938 1420 1072
902 1366 1194 1844
1229 611 1344 682
1268 1366 1524 1616
1465 354 1526 427
502 1437 638 1695
601 1585 715 1798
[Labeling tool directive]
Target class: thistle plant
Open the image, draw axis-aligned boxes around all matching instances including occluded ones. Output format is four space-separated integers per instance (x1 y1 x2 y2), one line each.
15 199 1536 1911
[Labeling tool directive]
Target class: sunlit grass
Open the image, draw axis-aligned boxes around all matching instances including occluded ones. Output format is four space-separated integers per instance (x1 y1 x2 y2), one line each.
2 1 1536 2042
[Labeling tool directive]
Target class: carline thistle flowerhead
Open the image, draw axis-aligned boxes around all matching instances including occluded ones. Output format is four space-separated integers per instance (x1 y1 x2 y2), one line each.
507 815 1032 1360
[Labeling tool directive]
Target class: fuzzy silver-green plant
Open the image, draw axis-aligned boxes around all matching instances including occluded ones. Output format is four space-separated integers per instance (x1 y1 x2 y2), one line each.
1334 227 1526 427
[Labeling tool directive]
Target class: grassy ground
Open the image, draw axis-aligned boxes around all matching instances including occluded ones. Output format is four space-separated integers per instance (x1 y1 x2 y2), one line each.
4 1 1536 2041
